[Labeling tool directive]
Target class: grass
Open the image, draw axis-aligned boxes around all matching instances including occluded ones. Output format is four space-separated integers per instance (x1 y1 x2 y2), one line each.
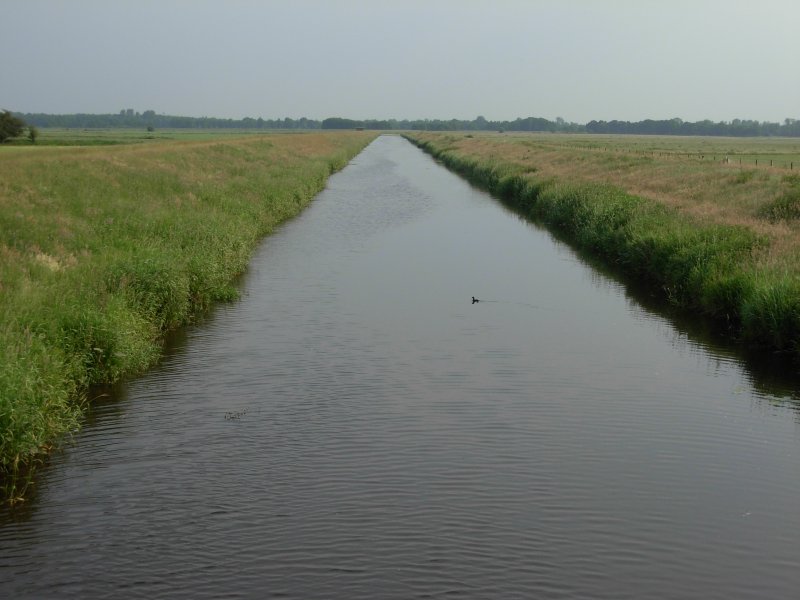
0 127 298 147
759 182 800 221
531 133 800 168
0 130 376 502
405 132 800 358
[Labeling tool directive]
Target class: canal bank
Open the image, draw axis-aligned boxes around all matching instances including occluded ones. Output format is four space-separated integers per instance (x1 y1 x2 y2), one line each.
0 131 377 499
405 133 800 362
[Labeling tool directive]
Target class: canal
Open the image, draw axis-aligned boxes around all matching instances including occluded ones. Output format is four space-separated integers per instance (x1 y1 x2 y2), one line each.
2 135 799 599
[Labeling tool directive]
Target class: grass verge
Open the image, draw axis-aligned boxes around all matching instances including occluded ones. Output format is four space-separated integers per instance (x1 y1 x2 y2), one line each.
1 131 376 502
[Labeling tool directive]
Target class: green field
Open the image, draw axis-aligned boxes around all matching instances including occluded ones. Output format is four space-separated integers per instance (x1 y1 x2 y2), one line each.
0 127 316 147
0 130 376 501
518 133 800 170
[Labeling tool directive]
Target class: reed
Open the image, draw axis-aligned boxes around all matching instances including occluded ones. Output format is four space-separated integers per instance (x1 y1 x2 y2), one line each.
405 133 800 358
0 131 376 500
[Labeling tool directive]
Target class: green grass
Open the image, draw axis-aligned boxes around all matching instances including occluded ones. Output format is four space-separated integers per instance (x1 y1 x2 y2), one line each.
0 127 311 148
0 131 376 501
759 177 800 221
406 133 800 357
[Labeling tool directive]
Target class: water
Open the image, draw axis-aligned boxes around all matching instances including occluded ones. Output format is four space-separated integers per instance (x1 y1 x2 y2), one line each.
2 135 799 599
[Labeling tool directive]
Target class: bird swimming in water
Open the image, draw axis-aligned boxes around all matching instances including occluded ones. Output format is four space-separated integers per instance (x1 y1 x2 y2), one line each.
472 296 479 304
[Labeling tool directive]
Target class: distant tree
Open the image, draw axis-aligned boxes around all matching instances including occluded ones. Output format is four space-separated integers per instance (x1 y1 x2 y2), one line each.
785 118 800 136
27 125 39 143
322 117 363 129
0 110 26 142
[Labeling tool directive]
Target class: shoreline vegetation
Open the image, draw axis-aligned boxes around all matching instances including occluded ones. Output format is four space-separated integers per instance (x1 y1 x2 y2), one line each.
0 131 376 501
404 132 800 361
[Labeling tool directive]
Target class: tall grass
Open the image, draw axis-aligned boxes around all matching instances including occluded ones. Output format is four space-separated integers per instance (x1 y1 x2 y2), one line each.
0 132 375 500
759 180 800 221
406 134 800 357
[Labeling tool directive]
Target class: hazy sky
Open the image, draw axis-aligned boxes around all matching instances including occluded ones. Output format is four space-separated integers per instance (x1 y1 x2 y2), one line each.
3 0 798 123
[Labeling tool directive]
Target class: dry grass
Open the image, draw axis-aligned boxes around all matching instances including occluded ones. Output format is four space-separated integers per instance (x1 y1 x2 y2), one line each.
411 132 800 273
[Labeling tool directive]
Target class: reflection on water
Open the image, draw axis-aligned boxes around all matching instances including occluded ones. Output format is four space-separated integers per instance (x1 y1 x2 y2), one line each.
541 214 800 404
1 135 799 599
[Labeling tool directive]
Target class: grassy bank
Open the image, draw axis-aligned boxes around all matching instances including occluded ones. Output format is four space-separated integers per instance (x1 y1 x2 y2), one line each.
405 132 800 359
1 131 376 500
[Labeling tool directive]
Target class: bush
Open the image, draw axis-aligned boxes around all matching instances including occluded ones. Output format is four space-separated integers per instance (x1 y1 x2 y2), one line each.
0 110 26 143
759 187 800 221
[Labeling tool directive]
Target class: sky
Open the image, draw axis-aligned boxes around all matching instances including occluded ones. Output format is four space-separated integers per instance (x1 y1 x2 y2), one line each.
2 0 799 124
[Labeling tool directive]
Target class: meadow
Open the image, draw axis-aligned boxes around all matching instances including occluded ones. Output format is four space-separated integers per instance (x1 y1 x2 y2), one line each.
527 133 800 168
0 130 376 500
0 127 304 147
405 132 800 358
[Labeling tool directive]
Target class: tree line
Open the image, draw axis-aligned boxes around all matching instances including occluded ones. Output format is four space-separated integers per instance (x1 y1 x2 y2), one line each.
19 109 321 130
320 115 584 132
5 109 800 138
586 117 800 137
16 110 585 133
